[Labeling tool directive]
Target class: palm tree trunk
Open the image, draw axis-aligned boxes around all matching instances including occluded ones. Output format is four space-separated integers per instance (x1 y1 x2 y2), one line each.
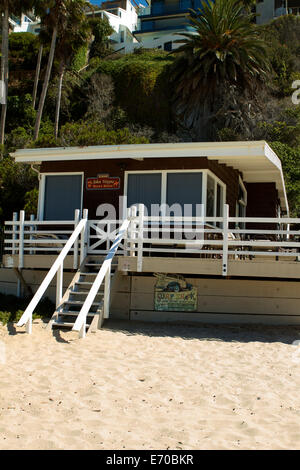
34 26 58 141
32 44 43 109
54 60 65 140
0 3 9 151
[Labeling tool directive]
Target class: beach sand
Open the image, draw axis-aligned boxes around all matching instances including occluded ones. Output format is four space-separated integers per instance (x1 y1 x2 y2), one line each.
0 318 300 450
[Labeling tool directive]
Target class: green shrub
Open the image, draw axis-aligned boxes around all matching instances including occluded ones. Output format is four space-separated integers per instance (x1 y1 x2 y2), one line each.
0 294 54 325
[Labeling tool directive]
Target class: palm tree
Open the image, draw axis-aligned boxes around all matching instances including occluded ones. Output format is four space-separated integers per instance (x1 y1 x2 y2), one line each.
54 0 90 139
32 42 43 109
171 0 269 136
0 0 35 148
33 0 70 141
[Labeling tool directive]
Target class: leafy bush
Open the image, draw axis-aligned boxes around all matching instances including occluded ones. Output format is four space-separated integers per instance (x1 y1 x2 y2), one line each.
91 50 174 130
0 294 54 325
9 32 40 70
58 121 149 147
270 142 300 217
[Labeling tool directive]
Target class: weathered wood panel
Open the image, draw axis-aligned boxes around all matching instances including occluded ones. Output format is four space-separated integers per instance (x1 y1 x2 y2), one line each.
119 256 300 279
0 268 74 301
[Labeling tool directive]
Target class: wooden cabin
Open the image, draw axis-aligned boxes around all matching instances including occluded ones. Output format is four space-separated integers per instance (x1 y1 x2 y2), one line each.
1 141 300 336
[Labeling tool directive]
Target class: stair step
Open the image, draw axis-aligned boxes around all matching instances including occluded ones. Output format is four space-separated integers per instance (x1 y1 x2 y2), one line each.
80 272 98 276
52 321 89 329
85 263 118 268
70 291 103 296
63 300 100 307
52 321 76 328
58 311 96 317
74 282 105 288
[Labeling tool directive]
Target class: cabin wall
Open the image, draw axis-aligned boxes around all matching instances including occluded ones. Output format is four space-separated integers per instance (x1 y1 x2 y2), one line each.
245 182 279 218
40 157 240 218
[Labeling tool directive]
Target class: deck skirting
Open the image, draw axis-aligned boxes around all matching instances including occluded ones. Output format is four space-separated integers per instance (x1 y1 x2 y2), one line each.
1 268 300 327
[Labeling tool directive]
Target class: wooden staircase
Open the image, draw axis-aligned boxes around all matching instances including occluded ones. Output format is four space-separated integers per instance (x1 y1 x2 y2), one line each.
47 256 118 335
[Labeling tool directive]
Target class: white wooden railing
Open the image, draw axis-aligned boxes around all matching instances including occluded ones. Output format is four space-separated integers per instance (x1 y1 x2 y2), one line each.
72 214 131 338
16 210 88 334
4 209 88 269
4 204 300 281
124 204 300 276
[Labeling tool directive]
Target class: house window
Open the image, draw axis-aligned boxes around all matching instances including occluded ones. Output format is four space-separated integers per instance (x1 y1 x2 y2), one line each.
125 170 225 219
127 173 162 213
164 41 172 51
167 173 203 216
40 174 83 221
206 174 215 217
236 178 247 228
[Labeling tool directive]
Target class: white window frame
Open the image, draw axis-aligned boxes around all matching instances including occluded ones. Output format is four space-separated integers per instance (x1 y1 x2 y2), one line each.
235 176 247 227
123 169 226 219
38 172 84 221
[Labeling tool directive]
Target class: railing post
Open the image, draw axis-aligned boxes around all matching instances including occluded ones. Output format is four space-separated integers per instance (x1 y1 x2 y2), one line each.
80 209 88 264
79 320 86 339
129 206 137 257
222 204 229 276
12 212 18 255
29 214 35 255
103 264 111 319
56 262 63 309
17 211 25 297
26 316 32 335
123 208 131 257
137 204 144 272
18 210 25 270
73 209 80 269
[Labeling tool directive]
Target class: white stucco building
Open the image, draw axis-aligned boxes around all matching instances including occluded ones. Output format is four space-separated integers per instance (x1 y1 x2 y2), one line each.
86 0 141 53
9 13 40 35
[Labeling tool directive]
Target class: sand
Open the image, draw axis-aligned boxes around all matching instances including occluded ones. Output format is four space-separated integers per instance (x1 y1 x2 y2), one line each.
0 318 300 450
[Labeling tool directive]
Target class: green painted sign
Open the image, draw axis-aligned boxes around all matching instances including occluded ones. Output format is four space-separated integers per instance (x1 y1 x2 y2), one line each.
154 274 197 312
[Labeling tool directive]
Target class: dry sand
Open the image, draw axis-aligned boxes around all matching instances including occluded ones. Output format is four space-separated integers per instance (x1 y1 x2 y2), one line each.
0 318 300 450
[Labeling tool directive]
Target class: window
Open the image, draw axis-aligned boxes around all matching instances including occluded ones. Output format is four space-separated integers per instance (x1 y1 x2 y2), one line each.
164 41 172 51
206 175 215 217
236 178 247 228
167 173 202 216
127 173 162 213
40 174 83 221
125 170 225 219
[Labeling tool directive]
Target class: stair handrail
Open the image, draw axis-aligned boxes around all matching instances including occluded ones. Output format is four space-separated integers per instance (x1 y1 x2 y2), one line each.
17 217 88 334
72 216 131 338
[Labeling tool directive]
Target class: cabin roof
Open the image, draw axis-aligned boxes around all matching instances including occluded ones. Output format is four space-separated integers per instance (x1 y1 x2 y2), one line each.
12 141 288 212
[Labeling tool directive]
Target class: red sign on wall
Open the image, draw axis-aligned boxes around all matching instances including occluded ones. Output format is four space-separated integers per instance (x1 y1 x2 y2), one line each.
86 176 120 190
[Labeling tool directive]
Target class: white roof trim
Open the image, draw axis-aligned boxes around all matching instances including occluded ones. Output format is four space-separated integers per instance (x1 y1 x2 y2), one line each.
12 141 289 212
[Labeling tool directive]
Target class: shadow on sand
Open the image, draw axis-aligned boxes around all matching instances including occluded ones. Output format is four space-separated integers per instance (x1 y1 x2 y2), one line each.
101 319 300 345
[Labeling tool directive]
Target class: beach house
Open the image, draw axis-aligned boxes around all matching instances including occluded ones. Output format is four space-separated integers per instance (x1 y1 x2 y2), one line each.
256 0 300 25
134 0 206 51
1 141 300 337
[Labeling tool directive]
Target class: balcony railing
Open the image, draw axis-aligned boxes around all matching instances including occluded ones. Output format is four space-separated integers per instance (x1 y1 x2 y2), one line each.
4 205 300 277
139 0 205 17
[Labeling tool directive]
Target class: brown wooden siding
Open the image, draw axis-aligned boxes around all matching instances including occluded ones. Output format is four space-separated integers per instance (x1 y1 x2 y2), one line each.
245 183 279 218
40 157 240 219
